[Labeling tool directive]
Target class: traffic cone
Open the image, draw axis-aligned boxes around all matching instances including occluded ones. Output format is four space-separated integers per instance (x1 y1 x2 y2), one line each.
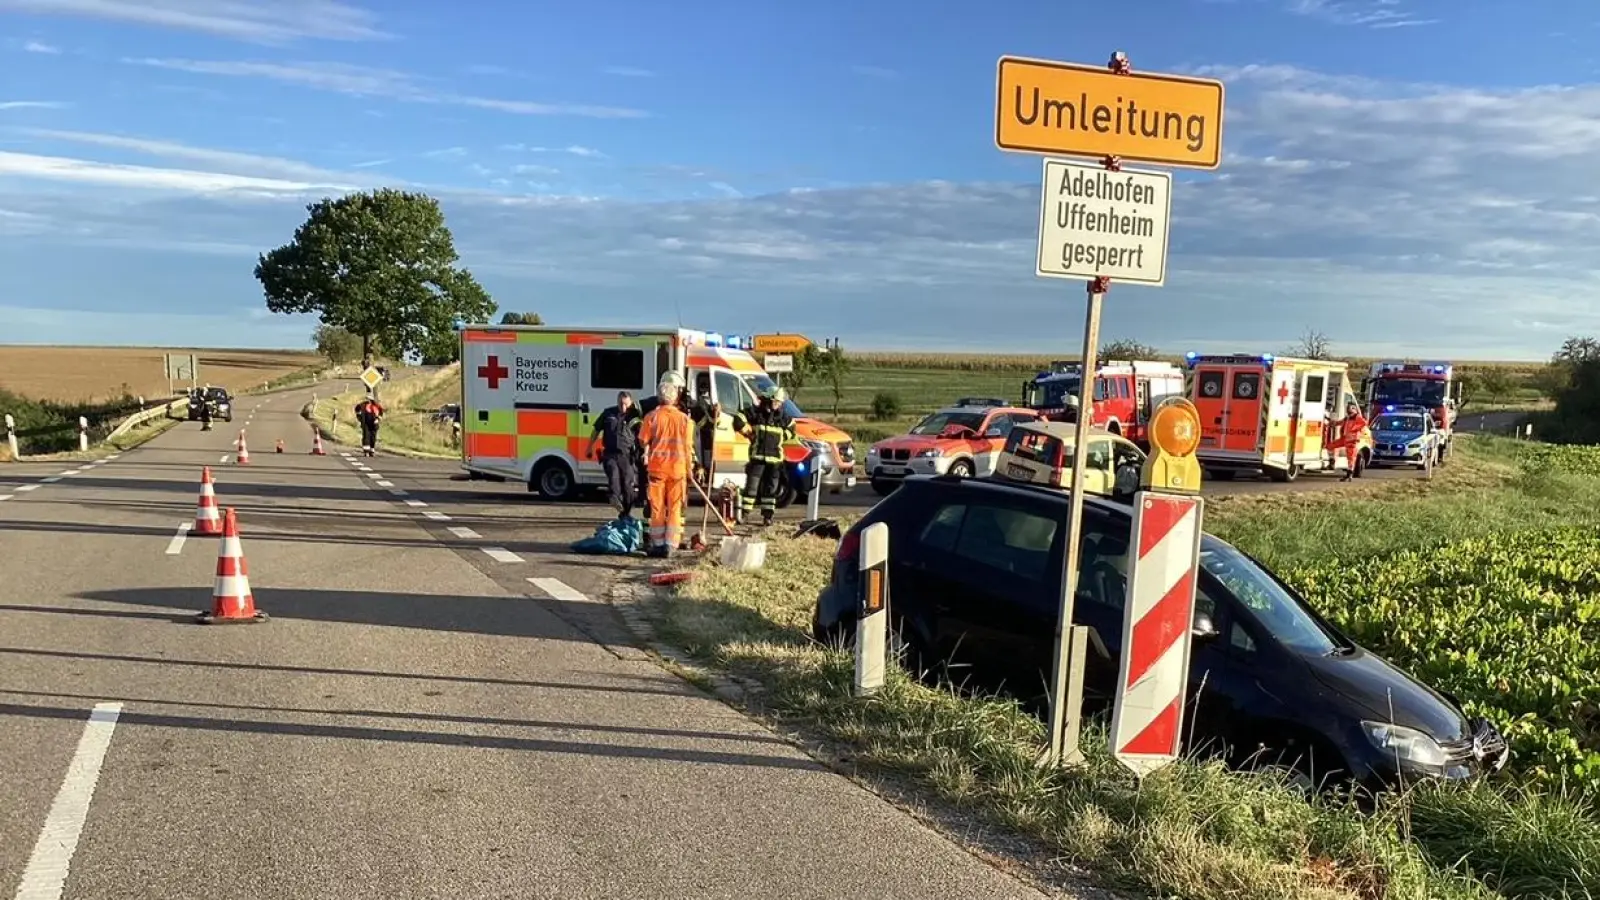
309 426 326 456
193 467 222 536
196 508 268 625
235 430 250 465
275 439 284 454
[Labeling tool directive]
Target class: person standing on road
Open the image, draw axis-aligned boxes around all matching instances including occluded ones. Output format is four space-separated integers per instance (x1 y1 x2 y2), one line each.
732 383 795 527
638 373 692 557
355 395 386 457
586 390 641 518
1333 404 1368 481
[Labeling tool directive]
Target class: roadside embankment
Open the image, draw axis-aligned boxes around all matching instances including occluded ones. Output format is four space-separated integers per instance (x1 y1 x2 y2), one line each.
305 364 460 459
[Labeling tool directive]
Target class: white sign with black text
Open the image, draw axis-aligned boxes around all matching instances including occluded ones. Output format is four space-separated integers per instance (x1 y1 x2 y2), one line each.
764 354 794 374
1036 158 1172 286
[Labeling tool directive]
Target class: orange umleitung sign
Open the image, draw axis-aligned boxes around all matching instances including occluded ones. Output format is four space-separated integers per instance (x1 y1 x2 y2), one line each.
995 56 1225 169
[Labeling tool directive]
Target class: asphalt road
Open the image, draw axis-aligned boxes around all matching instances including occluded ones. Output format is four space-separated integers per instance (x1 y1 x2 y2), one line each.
0 386 1055 900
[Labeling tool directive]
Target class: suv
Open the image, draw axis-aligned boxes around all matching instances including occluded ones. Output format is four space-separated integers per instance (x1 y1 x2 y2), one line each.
865 401 1040 495
1369 407 1447 469
812 475 1509 794
186 387 233 422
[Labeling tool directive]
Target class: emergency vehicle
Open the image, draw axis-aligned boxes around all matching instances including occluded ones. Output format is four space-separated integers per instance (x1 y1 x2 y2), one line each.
1362 360 1460 431
458 325 857 503
864 400 1040 495
1183 352 1373 482
1020 359 1186 446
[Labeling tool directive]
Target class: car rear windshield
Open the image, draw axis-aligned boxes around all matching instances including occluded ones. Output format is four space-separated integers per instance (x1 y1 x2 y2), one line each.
910 411 986 435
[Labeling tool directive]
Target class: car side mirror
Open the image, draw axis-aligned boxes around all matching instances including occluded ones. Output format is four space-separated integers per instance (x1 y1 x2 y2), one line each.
1192 612 1220 640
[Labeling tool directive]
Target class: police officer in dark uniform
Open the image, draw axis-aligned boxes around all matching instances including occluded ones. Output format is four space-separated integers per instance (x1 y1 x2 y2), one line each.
732 383 795 526
587 390 641 517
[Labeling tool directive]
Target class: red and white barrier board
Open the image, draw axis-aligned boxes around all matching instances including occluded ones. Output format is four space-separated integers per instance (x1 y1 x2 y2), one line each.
1109 491 1203 777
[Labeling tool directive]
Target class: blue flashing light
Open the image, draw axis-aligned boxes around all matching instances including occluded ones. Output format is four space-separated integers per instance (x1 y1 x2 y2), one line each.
1385 405 1396 412
795 460 808 476
1261 353 1275 365
1184 351 1198 362
726 334 744 349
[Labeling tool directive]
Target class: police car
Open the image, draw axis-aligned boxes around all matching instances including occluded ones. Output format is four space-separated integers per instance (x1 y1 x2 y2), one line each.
1368 407 1445 468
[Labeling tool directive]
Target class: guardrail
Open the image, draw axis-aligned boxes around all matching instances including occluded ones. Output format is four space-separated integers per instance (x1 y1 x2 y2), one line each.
105 398 189 442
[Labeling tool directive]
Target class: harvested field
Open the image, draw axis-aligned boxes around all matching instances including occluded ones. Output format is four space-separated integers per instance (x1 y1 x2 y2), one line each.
0 346 321 402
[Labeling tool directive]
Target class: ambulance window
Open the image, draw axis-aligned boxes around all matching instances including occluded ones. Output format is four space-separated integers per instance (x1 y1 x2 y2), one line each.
1304 376 1327 405
657 344 672 382
712 369 752 409
1232 372 1261 400
591 349 645 391
1197 371 1225 399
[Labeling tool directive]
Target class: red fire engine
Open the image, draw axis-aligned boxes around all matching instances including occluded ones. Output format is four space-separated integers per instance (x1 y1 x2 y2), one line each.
1020 359 1187 445
1362 360 1460 431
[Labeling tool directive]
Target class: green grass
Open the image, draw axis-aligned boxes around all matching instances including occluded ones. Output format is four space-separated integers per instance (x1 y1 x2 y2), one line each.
306 364 461 459
644 435 1600 900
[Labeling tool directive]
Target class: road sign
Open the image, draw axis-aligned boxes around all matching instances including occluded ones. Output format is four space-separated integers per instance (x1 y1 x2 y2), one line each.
764 354 794 374
995 55 1225 169
1036 158 1171 286
359 366 384 390
165 353 197 382
752 333 811 354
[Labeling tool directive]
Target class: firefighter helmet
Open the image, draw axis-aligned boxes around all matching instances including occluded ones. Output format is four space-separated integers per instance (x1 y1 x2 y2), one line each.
658 371 686 394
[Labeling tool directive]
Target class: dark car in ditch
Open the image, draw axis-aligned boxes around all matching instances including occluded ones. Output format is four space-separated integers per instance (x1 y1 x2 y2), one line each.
812 474 1509 795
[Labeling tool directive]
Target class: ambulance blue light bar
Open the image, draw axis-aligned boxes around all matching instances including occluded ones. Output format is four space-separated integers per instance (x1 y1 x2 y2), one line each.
702 332 747 349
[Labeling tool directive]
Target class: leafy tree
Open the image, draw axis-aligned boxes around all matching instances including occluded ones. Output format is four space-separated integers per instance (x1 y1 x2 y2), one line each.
499 311 544 325
1286 327 1333 360
782 345 825 400
1100 338 1161 360
1544 335 1600 443
1471 367 1516 404
819 344 852 417
869 391 901 421
418 327 462 365
255 188 496 369
312 324 362 365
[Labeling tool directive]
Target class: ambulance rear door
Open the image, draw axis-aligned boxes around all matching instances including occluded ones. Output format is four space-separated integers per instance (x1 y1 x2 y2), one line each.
1194 363 1266 461
1292 367 1331 466
1263 364 1298 471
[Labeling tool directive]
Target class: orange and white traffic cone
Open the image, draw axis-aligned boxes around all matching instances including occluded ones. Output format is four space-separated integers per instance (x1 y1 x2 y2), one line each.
275 439 284 454
196 508 268 625
235 430 250 465
194 466 222 536
309 426 326 456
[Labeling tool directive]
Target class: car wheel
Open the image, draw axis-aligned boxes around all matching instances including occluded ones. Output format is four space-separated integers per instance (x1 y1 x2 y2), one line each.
774 479 796 509
871 478 896 496
946 458 974 478
531 460 577 501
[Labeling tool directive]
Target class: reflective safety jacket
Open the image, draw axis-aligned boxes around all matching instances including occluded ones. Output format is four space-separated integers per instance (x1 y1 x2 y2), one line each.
639 404 693 479
733 401 796 464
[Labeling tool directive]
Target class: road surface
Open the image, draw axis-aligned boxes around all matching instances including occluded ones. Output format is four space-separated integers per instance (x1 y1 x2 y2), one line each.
0 385 1057 900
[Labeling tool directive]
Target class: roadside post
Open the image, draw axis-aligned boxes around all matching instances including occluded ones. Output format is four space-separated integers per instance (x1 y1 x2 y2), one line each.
854 521 890 697
804 450 823 521
1110 398 1205 778
995 50 1224 767
4 414 17 459
77 416 89 452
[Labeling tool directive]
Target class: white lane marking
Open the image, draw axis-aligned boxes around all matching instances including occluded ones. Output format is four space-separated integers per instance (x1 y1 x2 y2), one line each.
482 547 523 563
60 469 82 476
446 525 480 539
0 494 12 502
16 484 39 493
13 701 124 900
364 473 383 480
353 466 371 473
375 480 394 488
422 511 449 521
165 522 193 555
528 577 588 603
403 499 426 507
220 455 230 464
388 488 409 496
41 477 61 484
106 454 120 460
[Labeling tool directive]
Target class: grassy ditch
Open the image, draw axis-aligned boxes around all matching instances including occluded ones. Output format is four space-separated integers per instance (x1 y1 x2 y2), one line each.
306 365 460 459
644 436 1600 900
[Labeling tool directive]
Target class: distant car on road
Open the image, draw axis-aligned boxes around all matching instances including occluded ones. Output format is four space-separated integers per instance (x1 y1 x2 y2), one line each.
432 403 461 424
1369 408 1446 469
865 400 1041 495
186 387 233 422
812 474 1510 796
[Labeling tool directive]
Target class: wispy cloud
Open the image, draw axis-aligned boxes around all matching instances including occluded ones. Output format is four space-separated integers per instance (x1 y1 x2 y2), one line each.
22 40 59 54
123 58 650 119
851 65 900 79
0 101 68 110
503 144 607 158
422 146 468 159
707 181 743 198
16 127 370 184
350 158 390 168
0 150 353 193
602 66 656 78
1283 0 1437 28
0 0 389 44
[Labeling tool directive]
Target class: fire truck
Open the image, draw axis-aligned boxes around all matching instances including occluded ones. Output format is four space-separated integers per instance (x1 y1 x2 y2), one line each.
1362 360 1460 431
1020 359 1187 446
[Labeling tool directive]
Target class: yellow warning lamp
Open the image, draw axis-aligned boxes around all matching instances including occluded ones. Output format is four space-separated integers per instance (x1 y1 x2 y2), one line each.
1140 397 1203 494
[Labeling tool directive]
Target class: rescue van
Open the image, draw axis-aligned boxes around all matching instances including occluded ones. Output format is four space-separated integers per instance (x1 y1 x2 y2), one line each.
1182 352 1373 482
458 325 857 503
1021 359 1186 446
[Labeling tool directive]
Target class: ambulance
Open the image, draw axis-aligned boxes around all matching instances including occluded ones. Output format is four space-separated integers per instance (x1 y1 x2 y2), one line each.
1182 352 1373 482
458 325 857 503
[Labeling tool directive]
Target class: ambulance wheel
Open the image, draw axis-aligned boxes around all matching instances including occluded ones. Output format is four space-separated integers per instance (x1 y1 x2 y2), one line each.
531 460 577 501
1270 464 1299 483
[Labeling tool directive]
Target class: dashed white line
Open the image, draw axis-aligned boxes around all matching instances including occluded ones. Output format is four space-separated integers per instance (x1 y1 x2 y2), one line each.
422 511 450 521
60 468 82 476
388 488 408 496
528 577 588 603
12 701 123 900
482 547 523 563
165 522 192 555
106 454 120 460
403 498 426 507
375 480 394 488
446 525 480 539
0 494 12 502
41 476 61 484
364 473 383 480
16 484 39 493
219 455 230 464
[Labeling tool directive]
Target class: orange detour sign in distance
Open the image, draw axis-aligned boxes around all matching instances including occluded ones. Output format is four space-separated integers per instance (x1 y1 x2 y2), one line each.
995 55 1225 169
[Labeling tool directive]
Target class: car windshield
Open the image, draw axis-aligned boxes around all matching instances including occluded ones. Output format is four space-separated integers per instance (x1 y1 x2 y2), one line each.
1372 378 1446 407
1026 376 1079 408
1374 414 1424 431
1199 540 1340 656
911 411 986 436
205 388 228 399
741 374 805 419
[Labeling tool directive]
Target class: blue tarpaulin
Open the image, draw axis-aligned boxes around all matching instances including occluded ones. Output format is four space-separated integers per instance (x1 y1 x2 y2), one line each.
570 516 645 555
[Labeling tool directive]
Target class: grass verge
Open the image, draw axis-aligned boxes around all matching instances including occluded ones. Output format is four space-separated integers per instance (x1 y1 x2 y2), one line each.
642 435 1600 900
306 365 460 459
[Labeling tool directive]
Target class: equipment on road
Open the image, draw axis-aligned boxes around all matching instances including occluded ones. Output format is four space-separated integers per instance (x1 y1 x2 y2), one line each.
275 439 285 454
1023 359 1186 447
194 467 222 536
310 425 327 456
235 430 251 466
196 508 268 625
457 324 857 505
1182 353 1372 482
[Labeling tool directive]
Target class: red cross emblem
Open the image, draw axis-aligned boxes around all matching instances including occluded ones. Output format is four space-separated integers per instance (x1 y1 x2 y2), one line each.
478 355 509 389
1276 382 1291 403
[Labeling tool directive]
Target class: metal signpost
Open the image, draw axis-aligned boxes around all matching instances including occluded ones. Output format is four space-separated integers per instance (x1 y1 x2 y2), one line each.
995 50 1224 768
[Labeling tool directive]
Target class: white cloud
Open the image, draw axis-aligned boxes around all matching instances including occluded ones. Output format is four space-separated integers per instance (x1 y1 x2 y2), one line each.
602 66 656 78
504 144 607 158
17 128 376 184
1281 0 1437 28
0 0 388 44
0 150 353 193
22 40 60 54
0 101 68 110
123 57 650 119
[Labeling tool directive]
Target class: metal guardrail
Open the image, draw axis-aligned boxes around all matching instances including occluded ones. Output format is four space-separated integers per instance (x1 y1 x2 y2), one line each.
105 399 188 442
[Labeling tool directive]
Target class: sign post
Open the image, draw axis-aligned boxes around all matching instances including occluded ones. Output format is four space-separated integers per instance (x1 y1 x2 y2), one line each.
1109 398 1205 778
995 49 1224 769
359 365 385 401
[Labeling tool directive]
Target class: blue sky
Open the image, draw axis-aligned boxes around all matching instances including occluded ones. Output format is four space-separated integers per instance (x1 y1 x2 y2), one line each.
1 0 1598 359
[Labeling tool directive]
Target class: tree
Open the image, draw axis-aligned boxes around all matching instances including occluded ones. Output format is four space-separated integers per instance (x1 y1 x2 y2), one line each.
782 345 825 400
1543 334 1600 444
255 188 496 368
499 311 543 325
818 344 852 417
1100 338 1161 360
312 324 362 365
418 328 462 365
1287 328 1333 360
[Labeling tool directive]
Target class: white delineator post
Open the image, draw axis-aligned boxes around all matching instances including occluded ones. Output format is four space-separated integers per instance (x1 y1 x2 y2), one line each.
78 416 89 452
1109 491 1204 778
805 453 822 521
5 414 17 459
854 522 890 697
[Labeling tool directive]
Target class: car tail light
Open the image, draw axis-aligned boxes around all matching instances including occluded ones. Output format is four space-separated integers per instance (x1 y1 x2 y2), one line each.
836 529 860 564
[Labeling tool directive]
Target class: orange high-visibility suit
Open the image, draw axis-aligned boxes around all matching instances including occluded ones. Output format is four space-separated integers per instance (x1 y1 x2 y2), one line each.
1330 408 1367 470
639 402 693 552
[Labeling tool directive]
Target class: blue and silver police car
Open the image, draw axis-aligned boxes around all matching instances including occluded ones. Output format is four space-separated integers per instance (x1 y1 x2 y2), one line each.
1369 407 1443 468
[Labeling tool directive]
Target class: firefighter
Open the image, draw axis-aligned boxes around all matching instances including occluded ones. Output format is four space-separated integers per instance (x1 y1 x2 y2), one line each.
1333 403 1368 481
732 382 795 526
355 394 386 456
585 390 640 518
638 373 692 557
197 390 213 431
689 372 720 486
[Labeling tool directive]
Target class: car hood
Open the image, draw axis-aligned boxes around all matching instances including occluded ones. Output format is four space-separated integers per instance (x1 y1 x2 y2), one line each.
795 418 851 444
1373 429 1422 442
1304 647 1469 741
872 434 948 453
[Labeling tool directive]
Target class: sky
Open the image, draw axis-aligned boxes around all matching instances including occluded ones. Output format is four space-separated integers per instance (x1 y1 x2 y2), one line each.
1 0 1598 359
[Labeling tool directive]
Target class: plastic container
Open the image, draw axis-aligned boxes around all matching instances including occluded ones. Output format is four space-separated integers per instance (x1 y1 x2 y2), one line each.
719 536 768 571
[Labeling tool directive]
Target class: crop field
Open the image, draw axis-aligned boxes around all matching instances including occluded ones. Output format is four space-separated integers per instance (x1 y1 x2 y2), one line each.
0 345 322 403
648 436 1600 900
